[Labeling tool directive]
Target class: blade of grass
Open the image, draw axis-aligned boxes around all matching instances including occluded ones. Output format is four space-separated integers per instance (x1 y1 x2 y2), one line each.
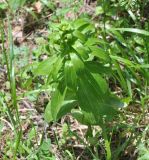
112 60 128 94
7 15 22 160
109 28 149 36
68 125 98 160
101 124 112 160
0 20 16 128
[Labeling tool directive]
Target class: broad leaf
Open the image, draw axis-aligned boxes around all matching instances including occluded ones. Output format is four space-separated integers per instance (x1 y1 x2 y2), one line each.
70 53 84 74
90 46 110 62
71 109 101 125
34 55 57 76
77 70 121 120
85 61 111 75
73 30 86 42
44 85 66 122
77 70 105 116
64 60 77 90
92 73 109 94
73 18 90 30
72 41 89 60
57 100 78 120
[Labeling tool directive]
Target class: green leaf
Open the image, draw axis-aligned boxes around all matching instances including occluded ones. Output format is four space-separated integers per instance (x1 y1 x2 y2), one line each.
128 10 136 22
44 101 53 122
8 0 26 11
64 60 77 90
45 93 77 122
57 100 77 119
51 56 63 81
95 6 104 15
85 61 111 75
73 18 90 30
40 139 51 152
105 94 124 109
34 55 57 76
110 55 137 67
109 28 149 36
71 109 101 125
92 73 109 94
73 30 86 42
85 38 101 46
75 47 89 60
108 30 126 46
77 70 104 116
77 70 121 121
44 85 66 122
0 3 8 10
72 40 89 60
90 46 110 62
70 53 84 74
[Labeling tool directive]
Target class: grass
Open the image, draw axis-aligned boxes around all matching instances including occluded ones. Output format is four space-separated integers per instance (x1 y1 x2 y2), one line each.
0 0 148 159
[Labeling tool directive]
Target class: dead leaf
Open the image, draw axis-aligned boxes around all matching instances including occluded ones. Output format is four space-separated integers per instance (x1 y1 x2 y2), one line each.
12 25 24 45
33 1 42 13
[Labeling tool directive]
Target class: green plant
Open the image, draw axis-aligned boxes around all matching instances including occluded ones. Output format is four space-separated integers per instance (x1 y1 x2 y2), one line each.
34 18 125 159
8 0 27 12
137 125 149 160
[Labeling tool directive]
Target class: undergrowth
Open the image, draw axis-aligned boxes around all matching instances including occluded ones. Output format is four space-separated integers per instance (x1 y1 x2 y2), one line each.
0 0 148 160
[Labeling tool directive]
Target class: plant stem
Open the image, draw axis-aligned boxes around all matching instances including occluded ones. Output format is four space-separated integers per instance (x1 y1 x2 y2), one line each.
102 125 111 160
